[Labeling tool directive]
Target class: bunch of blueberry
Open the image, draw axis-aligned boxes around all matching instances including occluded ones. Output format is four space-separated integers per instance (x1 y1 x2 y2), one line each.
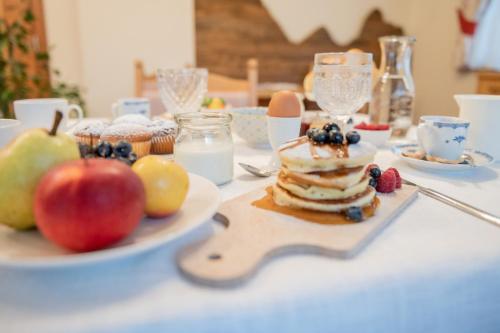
345 165 383 222
78 141 138 166
306 122 361 145
366 164 382 188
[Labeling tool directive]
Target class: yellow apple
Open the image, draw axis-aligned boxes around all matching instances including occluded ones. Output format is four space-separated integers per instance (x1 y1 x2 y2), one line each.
208 97 225 110
132 156 189 218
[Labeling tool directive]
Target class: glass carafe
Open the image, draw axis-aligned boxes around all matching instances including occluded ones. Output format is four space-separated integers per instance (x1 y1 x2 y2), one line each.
370 36 416 137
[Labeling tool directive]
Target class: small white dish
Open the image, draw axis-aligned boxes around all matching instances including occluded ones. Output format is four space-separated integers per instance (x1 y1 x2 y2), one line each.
392 143 494 172
0 173 219 268
356 128 392 147
230 107 269 148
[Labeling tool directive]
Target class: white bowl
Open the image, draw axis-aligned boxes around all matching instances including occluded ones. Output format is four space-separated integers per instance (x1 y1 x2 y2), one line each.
230 107 269 148
356 128 392 147
0 119 22 148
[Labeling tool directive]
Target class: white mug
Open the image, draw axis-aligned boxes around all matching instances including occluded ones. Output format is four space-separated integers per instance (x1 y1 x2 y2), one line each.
112 98 150 119
13 98 83 131
0 119 22 148
417 116 470 161
455 94 500 161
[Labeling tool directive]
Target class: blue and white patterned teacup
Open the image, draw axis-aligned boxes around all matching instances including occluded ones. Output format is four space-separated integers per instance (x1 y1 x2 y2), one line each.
112 98 150 119
417 116 470 161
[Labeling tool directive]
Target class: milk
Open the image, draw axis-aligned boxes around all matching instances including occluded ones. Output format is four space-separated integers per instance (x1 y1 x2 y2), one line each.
174 141 234 185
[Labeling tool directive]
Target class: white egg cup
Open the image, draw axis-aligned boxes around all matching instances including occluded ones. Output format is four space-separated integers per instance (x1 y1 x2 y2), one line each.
266 115 302 169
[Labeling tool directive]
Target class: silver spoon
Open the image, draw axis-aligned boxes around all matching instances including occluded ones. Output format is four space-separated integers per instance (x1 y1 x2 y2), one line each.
461 153 476 167
238 163 277 177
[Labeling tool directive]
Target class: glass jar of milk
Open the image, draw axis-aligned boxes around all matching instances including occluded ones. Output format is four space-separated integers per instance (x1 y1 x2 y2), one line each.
174 112 233 185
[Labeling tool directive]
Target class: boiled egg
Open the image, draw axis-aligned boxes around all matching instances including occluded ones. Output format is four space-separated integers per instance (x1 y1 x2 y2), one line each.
267 90 301 118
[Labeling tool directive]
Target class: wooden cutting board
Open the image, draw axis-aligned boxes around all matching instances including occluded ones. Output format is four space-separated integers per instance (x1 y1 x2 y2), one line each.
177 185 418 287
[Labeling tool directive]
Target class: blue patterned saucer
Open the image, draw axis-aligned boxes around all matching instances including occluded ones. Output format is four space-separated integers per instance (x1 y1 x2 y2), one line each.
392 143 494 172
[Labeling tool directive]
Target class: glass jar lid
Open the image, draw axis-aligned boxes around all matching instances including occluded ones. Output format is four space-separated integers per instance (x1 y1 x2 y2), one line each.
174 112 232 130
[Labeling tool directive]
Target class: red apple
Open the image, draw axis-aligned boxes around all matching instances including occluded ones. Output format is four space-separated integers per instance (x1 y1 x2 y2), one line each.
34 159 146 252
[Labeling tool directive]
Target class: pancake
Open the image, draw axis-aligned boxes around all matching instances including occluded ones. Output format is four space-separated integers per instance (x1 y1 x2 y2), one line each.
279 138 376 173
281 165 367 190
278 173 370 200
272 184 376 213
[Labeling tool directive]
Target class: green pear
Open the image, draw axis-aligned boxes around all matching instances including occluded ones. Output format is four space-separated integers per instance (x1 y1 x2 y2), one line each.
0 111 80 230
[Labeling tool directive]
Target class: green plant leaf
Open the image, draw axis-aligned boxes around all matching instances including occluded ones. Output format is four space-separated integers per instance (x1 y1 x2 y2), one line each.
35 52 49 60
23 9 35 23
0 8 86 118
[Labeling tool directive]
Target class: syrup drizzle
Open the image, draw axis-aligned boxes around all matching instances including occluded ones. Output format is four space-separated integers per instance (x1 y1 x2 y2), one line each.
280 136 350 160
252 187 379 225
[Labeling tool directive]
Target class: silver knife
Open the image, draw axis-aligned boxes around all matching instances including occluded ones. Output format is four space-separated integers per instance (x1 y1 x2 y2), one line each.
402 178 500 228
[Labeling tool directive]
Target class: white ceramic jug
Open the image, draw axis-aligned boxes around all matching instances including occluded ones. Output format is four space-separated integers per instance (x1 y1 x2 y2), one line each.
454 94 500 161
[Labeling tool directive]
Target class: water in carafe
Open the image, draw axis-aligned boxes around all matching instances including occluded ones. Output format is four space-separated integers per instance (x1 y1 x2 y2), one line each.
370 36 416 137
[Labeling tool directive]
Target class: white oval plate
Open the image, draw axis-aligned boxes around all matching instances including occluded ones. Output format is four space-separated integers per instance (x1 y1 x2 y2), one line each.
0 173 220 268
392 143 494 172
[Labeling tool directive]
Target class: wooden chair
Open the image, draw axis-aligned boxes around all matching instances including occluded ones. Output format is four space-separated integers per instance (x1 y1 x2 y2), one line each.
477 71 500 95
134 59 259 108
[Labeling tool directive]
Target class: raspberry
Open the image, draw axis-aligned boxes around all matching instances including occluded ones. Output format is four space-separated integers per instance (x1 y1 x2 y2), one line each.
376 170 396 193
354 122 369 130
386 167 401 189
354 122 390 131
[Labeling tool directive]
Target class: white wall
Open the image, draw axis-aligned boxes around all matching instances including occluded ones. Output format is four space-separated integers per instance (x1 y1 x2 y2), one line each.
407 0 476 118
43 0 474 118
44 0 195 117
262 0 411 45
44 0 82 86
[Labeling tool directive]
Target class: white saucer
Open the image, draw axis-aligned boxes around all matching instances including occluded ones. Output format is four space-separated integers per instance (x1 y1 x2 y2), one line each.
0 173 220 268
392 143 494 172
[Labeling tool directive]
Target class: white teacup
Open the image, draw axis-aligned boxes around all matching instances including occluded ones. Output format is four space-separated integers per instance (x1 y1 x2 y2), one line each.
14 98 83 131
112 98 150 119
0 119 22 148
417 116 470 161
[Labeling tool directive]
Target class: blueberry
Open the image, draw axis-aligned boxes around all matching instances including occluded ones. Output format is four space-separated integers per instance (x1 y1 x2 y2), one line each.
128 152 138 164
312 130 329 144
78 143 91 158
369 177 377 188
346 131 361 145
96 141 113 158
323 122 341 133
114 141 132 158
306 128 319 139
329 131 344 144
369 167 382 179
116 156 132 166
346 206 363 222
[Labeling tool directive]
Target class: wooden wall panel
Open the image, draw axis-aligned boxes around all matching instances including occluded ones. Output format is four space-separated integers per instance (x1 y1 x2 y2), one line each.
0 0 50 93
195 0 403 84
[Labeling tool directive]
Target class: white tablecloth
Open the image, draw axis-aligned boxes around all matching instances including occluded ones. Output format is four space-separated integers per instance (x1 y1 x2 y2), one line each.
1 136 500 333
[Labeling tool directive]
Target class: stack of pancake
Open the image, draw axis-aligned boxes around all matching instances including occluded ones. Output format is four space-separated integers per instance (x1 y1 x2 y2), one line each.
272 137 377 214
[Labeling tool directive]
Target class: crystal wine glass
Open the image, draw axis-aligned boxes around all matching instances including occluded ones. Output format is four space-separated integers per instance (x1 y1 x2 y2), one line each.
313 52 372 131
157 68 208 115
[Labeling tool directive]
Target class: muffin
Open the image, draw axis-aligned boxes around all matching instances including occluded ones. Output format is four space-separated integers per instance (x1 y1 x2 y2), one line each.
149 119 177 154
73 121 109 148
100 123 153 158
112 114 152 127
